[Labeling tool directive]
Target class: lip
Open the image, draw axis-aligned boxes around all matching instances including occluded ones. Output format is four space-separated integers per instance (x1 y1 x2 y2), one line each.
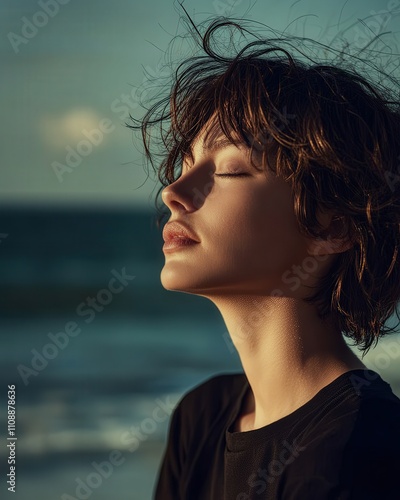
162 221 200 252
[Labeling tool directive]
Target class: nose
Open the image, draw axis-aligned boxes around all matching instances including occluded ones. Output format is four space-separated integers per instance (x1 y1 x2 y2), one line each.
161 165 214 212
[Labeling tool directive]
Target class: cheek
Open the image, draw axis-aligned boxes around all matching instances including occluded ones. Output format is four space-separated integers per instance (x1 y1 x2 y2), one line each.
208 186 306 269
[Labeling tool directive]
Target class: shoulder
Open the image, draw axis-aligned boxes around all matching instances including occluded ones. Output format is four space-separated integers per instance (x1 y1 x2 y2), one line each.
346 369 400 440
286 370 400 470
348 383 400 453
282 372 400 499
338 377 400 498
311 370 400 450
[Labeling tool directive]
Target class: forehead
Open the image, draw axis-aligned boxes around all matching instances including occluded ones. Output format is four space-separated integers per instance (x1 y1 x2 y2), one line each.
189 117 247 158
186 118 266 174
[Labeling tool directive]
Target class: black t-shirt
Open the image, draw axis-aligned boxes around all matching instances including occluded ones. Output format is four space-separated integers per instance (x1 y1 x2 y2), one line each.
153 369 400 499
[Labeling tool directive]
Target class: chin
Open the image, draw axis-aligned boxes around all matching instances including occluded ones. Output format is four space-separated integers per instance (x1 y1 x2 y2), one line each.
160 267 214 296
160 267 192 292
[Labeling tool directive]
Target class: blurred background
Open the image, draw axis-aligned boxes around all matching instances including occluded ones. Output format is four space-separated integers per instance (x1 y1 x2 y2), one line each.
1 0 399 498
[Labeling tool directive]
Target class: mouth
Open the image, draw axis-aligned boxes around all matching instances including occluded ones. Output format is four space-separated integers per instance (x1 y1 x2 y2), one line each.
162 236 200 253
162 221 200 253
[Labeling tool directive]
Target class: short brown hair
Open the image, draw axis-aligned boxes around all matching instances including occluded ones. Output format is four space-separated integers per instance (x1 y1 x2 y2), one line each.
127 19 400 354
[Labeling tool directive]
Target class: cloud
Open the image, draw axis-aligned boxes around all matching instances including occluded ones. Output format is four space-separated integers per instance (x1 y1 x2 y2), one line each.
39 107 104 150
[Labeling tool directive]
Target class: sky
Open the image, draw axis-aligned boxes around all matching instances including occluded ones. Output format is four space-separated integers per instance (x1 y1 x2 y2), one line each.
1 0 399 208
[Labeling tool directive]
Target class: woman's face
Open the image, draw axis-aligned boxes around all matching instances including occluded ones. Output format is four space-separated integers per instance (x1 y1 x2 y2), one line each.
160 124 321 299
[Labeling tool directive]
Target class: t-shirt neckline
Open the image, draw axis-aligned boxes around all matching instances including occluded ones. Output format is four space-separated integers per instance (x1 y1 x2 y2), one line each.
225 368 380 450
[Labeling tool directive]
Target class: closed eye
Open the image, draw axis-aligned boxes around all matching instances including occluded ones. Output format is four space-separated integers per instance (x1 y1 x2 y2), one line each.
214 173 250 177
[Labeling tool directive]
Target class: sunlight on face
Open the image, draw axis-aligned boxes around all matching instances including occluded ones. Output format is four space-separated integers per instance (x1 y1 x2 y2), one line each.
160 121 324 300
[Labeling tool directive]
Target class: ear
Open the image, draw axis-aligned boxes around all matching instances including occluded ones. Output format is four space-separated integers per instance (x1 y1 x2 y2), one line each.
307 212 354 257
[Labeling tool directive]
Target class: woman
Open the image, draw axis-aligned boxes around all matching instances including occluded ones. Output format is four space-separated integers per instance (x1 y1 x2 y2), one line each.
129 19 400 500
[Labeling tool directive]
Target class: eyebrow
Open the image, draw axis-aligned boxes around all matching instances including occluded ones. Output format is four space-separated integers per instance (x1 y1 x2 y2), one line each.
182 134 262 174
183 134 255 175
201 136 241 154
186 136 242 164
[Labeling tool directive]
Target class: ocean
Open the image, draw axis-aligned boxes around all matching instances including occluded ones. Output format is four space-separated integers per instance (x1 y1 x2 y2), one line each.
0 206 398 499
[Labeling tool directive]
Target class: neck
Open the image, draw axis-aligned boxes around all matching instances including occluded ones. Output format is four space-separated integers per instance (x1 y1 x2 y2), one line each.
210 294 366 431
